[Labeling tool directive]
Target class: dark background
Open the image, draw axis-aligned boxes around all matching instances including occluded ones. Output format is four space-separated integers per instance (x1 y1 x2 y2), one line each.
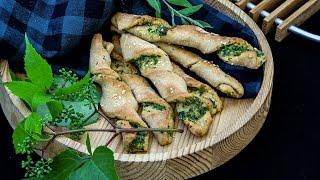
1 12 320 180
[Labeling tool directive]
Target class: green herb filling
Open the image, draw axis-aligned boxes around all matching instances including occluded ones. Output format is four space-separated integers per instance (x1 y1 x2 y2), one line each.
218 43 249 57
255 49 264 57
188 85 207 96
134 55 160 70
128 123 147 151
147 25 169 36
178 96 209 123
142 102 166 111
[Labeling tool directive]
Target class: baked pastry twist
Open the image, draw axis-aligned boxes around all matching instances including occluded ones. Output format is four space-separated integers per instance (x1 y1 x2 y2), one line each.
119 33 214 136
111 12 266 69
120 33 189 103
172 63 223 116
110 49 174 145
156 43 244 98
89 34 149 153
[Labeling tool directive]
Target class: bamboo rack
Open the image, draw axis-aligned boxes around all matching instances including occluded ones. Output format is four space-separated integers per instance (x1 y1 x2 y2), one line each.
231 0 320 42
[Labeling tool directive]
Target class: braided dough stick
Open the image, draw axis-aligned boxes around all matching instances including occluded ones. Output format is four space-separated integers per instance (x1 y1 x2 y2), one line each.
156 43 244 98
89 34 149 153
172 64 222 136
119 34 214 136
172 63 223 116
111 12 266 69
111 36 174 145
111 59 174 145
120 33 190 102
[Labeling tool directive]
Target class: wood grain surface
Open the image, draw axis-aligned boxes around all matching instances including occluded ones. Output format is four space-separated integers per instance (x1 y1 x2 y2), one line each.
0 0 274 179
262 0 306 34
275 0 320 41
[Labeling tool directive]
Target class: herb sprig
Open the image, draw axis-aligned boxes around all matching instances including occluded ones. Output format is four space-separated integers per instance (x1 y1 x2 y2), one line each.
146 0 212 28
4 35 183 179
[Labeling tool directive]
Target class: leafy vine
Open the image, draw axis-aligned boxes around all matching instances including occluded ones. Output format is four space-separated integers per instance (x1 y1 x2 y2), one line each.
4 36 183 179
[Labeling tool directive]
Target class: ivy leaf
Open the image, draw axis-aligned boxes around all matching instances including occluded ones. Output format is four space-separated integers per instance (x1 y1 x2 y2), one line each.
178 4 203 16
53 72 91 96
24 112 43 136
44 149 87 180
69 147 119 180
62 101 98 126
195 20 213 28
146 0 162 17
168 0 192 7
86 134 92 156
12 113 49 153
12 121 31 153
24 35 53 91
23 113 50 142
45 147 118 180
5 81 42 107
31 93 58 112
47 101 64 118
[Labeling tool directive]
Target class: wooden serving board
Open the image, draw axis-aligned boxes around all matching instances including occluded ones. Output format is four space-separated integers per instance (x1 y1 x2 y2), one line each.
0 0 274 179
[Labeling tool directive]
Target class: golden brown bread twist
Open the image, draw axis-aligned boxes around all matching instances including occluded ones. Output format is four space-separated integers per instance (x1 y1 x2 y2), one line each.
111 12 266 69
89 34 149 153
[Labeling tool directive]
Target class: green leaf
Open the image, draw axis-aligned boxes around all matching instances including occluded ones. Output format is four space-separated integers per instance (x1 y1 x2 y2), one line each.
146 0 162 17
5 81 42 107
12 114 49 153
178 4 202 16
180 17 189 25
31 93 57 112
22 112 50 142
194 20 213 28
53 72 91 96
44 149 87 180
168 0 192 7
186 18 212 29
47 101 64 118
62 101 98 126
24 35 53 90
86 134 92 156
12 121 30 153
45 147 118 180
23 112 43 136
69 147 118 180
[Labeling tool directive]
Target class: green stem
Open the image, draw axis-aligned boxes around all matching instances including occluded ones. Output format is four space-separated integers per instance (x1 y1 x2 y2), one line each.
161 0 207 28
161 0 192 24
45 127 184 136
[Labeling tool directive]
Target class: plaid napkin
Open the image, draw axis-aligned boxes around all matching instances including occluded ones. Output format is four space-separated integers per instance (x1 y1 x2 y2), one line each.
0 0 115 73
0 0 263 98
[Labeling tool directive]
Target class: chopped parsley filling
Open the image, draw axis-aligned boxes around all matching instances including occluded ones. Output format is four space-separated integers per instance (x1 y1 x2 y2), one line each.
142 102 166 111
255 49 264 57
142 21 169 36
218 43 249 57
188 85 207 96
111 61 137 75
133 55 160 70
128 123 147 151
177 96 209 123
147 25 169 36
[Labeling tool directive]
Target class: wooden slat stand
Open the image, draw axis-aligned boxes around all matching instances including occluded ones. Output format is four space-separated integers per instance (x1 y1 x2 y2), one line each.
232 0 320 42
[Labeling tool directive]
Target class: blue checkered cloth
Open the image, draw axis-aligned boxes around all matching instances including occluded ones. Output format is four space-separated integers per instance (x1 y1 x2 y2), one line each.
0 0 115 71
0 0 263 98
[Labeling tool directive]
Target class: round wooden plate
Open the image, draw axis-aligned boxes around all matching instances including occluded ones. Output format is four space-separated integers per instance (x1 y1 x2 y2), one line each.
0 0 273 179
